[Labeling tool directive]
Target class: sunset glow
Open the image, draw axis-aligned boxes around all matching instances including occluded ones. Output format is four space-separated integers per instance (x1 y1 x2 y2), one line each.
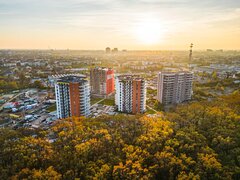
0 0 240 49
135 19 165 45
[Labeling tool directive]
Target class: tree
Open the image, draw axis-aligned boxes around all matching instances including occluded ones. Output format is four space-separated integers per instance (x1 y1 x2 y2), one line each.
32 80 44 89
12 166 61 180
0 92 239 180
211 71 218 80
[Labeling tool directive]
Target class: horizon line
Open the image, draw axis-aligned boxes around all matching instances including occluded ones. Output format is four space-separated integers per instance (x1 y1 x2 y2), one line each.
1 48 239 51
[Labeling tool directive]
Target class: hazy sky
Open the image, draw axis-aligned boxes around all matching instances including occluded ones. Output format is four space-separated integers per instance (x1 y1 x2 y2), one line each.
0 0 240 50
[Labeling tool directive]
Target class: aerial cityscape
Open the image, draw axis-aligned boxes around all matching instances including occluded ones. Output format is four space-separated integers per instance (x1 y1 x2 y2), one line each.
0 0 240 179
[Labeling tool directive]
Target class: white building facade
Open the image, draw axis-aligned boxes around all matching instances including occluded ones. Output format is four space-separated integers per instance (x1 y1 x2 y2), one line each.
55 76 90 119
115 75 146 114
157 71 193 105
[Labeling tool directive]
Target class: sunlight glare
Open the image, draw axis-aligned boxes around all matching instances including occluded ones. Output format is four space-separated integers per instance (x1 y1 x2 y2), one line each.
135 19 164 45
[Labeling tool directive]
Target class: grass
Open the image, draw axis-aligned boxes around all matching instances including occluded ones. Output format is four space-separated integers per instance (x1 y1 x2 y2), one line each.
145 107 156 114
47 104 56 112
90 97 104 105
99 99 115 106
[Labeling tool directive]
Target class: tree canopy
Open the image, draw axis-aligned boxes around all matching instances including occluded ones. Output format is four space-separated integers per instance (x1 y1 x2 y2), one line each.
0 92 240 179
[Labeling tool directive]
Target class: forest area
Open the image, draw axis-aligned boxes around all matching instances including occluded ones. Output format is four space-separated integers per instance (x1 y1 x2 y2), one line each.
0 91 240 179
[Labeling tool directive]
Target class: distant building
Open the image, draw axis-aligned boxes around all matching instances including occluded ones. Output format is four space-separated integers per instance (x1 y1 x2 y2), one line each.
207 49 213 52
90 67 114 97
3 62 16 67
55 76 90 119
115 75 146 114
112 48 118 53
157 71 193 105
106 47 111 53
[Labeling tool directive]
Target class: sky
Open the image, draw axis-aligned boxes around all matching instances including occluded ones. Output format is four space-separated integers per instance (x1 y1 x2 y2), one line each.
0 0 240 50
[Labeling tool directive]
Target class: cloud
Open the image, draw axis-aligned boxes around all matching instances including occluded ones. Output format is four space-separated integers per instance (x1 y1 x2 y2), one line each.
0 0 240 49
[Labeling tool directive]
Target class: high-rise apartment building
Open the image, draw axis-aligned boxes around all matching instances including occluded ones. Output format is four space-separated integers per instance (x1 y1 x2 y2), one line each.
115 75 146 114
105 47 111 53
55 76 90 119
90 67 114 97
157 71 193 105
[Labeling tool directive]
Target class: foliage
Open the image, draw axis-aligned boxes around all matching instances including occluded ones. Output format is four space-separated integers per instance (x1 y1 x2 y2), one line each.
0 80 19 93
0 92 240 179
31 80 45 89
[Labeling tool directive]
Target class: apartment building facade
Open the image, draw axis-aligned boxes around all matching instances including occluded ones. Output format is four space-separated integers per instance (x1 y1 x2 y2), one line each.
55 76 90 119
157 71 193 105
115 75 146 114
90 67 114 97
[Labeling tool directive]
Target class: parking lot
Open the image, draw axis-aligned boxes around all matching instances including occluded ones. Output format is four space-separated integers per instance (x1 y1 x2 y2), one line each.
0 89 57 129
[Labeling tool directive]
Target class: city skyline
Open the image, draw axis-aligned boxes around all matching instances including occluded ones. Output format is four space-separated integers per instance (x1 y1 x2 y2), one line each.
1 0 240 50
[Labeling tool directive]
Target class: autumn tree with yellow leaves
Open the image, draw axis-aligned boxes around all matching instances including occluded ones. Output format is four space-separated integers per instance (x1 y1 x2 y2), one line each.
0 92 239 179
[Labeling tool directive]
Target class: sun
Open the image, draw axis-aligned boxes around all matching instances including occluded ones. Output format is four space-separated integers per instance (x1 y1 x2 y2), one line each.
135 19 164 45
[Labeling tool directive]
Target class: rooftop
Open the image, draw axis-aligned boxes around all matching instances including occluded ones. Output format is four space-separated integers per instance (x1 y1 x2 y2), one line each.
51 74 86 78
159 71 193 75
57 76 88 83
117 75 145 81
92 67 113 71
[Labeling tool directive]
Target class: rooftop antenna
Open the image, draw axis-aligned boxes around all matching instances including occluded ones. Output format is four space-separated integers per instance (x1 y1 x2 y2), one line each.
189 43 193 70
